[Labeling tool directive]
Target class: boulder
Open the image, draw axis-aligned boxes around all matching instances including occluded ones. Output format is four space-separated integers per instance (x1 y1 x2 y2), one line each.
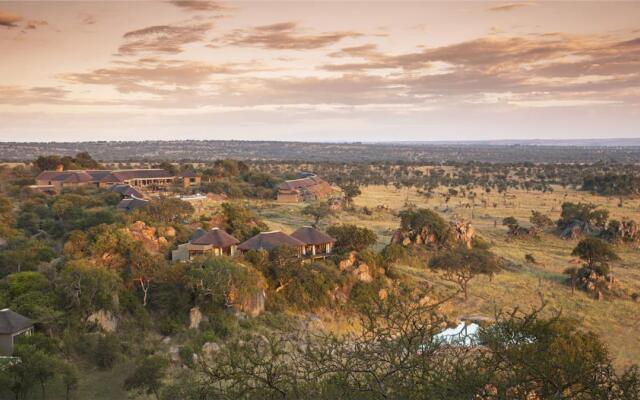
87 310 117 332
338 251 358 271
378 288 388 300
353 263 373 283
202 342 221 356
189 307 203 329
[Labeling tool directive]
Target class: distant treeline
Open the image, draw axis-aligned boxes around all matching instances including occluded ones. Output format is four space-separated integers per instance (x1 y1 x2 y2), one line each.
2 140 640 163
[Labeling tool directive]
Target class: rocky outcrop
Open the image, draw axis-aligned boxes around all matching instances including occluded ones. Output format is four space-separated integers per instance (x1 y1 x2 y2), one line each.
602 219 640 245
391 218 475 248
236 290 266 317
202 342 221 356
353 263 373 283
338 251 358 271
189 307 204 329
450 219 475 248
559 220 593 240
120 220 170 254
87 310 117 332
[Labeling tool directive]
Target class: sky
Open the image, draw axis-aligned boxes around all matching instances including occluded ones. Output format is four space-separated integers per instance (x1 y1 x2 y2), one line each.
0 0 639 142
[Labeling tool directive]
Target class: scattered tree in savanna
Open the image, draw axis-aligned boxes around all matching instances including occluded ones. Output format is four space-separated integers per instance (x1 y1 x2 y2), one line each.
572 237 619 276
429 246 501 300
339 184 361 207
398 207 452 248
529 210 554 230
124 355 169 400
302 201 333 227
557 202 609 231
326 224 377 253
564 266 578 294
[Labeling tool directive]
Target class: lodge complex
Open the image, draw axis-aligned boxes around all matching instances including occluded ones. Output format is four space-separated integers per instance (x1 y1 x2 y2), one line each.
276 174 333 203
173 227 335 262
33 167 200 193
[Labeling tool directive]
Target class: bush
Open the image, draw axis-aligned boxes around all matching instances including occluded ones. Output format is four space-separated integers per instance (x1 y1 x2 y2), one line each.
326 224 377 252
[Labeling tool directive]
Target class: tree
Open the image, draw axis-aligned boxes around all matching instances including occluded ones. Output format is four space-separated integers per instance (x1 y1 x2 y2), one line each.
135 197 194 224
124 355 168 400
221 202 269 241
572 237 619 273
184 257 265 312
340 184 361 206
398 208 453 248
56 260 121 320
326 224 377 253
502 216 518 229
558 202 609 230
429 246 501 300
563 266 578 294
302 202 333 227
59 362 79 400
530 210 554 229
128 246 164 307
166 294 640 400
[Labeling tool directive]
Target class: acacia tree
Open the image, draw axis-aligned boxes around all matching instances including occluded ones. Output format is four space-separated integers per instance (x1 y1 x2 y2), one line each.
572 237 619 275
302 202 333 227
339 184 361 207
326 224 377 252
429 246 501 300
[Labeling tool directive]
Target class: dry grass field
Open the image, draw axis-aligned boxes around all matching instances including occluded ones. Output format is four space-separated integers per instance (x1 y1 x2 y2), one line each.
249 185 640 368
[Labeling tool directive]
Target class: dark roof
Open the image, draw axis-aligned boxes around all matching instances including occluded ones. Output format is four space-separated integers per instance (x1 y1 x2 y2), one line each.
0 309 33 334
277 175 325 191
181 170 198 178
36 169 174 184
35 170 94 183
238 231 304 251
86 170 116 181
107 184 143 198
190 228 207 242
290 227 336 245
116 197 148 211
191 228 240 247
111 169 175 181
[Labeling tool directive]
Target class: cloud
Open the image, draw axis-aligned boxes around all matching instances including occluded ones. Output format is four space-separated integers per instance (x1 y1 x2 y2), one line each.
118 22 213 55
25 20 48 30
488 3 532 12
79 13 96 25
169 1 225 12
218 21 362 50
0 9 22 28
62 59 236 95
0 86 70 105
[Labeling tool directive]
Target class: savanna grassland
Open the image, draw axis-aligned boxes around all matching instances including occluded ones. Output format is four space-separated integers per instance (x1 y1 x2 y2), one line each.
247 185 640 367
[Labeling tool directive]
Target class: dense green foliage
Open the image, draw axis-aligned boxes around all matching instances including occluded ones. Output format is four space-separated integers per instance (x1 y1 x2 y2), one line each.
326 224 378 252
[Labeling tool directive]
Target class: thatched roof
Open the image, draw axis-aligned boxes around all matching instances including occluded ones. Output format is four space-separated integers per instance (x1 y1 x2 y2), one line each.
190 228 207 242
108 184 143 198
191 228 239 248
116 197 148 212
238 231 304 251
0 309 33 335
290 227 335 245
